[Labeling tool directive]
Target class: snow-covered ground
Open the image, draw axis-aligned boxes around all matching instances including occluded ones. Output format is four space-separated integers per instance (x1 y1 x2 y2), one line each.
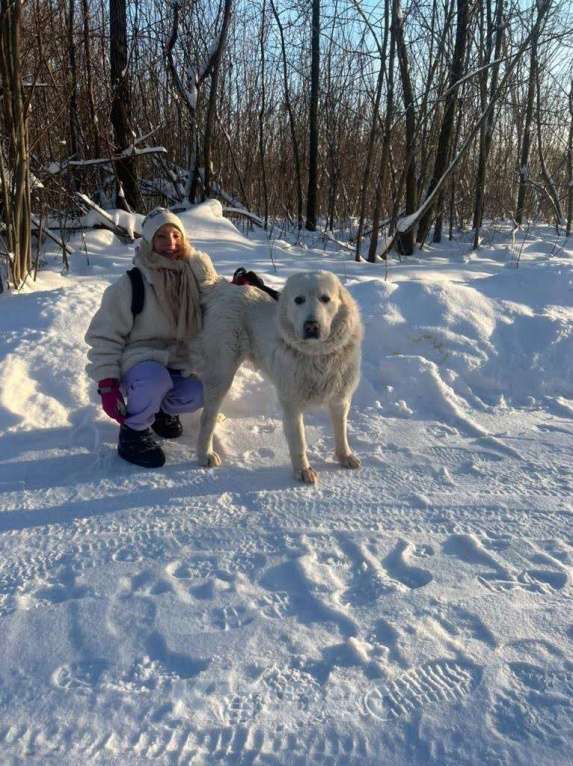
0 201 572 765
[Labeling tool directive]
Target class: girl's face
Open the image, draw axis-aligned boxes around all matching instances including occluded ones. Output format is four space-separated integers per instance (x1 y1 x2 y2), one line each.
152 224 184 259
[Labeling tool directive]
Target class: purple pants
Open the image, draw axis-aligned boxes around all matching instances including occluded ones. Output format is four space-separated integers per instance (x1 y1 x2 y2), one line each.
121 361 203 431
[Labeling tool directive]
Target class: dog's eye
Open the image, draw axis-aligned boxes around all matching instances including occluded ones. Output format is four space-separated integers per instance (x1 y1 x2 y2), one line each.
294 296 306 305
319 295 331 303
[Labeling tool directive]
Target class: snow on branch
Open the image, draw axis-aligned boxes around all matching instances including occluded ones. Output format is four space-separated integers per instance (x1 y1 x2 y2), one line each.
222 207 265 228
166 0 233 112
74 193 135 240
43 147 167 176
166 2 198 112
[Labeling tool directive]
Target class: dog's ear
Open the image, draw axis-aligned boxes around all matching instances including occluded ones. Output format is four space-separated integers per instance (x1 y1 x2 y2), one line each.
330 282 362 343
278 286 289 320
278 285 297 338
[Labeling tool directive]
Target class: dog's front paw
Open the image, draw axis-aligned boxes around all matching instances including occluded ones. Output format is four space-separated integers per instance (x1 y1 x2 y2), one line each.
298 466 318 484
338 452 361 469
198 451 222 468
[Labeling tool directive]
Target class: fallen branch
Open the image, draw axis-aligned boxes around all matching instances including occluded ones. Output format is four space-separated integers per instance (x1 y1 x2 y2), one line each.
74 192 135 240
31 214 73 255
44 146 167 176
222 207 264 228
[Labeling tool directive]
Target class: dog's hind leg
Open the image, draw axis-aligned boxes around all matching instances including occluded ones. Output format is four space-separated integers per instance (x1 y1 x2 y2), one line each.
280 402 318 484
196 368 238 468
329 398 361 469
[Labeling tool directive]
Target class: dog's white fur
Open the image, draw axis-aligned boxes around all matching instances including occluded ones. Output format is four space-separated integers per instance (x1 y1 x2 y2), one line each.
191 271 363 483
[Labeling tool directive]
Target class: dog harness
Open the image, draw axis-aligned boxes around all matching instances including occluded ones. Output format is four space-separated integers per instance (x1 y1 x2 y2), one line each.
231 267 280 301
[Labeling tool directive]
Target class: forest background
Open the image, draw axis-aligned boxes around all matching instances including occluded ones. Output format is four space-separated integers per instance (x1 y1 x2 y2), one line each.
1 0 573 288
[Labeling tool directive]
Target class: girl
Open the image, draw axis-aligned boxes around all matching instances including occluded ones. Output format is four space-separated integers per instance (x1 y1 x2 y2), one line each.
85 208 219 467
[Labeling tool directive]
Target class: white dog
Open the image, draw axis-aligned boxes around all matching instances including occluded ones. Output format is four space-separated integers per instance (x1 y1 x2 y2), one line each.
192 271 363 484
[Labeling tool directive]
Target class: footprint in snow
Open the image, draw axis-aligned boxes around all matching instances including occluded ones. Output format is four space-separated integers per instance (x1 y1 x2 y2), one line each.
364 659 482 721
166 556 219 581
443 533 569 595
21 566 93 607
380 539 433 590
51 660 108 695
489 663 573 747
210 604 255 631
256 590 293 620
223 693 263 725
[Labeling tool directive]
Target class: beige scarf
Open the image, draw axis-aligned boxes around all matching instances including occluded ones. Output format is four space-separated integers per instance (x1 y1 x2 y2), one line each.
134 240 202 341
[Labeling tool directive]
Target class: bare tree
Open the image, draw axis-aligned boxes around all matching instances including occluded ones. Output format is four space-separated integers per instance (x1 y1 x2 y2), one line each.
110 0 143 210
472 0 504 249
257 0 269 227
354 0 390 261
167 0 232 203
68 0 80 178
81 0 102 158
393 0 417 254
515 4 547 224
3 0 570 265
384 0 554 252
367 44 396 261
306 0 320 231
566 79 573 237
0 0 32 288
416 0 471 245
270 0 303 230
203 0 233 198
535 60 563 225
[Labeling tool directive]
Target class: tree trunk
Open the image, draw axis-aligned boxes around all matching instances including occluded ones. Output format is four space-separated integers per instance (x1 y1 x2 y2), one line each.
416 0 469 245
306 0 320 231
416 0 455 203
567 79 573 236
203 0 233 199
257 0 269 227
448 97 464 239
368 7 396 262
393 0 416 255
81 0 101 158
355 0 390 261
270 0 303 229
382 0 552 255
472 0 504 249
535 64 563 226
109 0 142 211
68 0 80 180
166 1 200 203
0 0 32 289
515 10 543 225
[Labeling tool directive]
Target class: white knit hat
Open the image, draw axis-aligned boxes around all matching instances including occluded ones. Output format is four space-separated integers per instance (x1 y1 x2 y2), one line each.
141 207 187 244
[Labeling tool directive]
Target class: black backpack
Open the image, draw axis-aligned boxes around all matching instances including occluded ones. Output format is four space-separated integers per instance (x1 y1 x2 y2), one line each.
126 267 145 317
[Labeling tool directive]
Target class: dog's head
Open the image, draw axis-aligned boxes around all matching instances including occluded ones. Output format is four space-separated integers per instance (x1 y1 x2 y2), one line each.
278 271 362 354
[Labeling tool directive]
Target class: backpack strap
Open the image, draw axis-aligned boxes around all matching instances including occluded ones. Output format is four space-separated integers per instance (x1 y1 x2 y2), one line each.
126 267 145 317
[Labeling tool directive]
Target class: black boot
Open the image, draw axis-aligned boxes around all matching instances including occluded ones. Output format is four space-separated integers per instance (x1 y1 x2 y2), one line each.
152 410 183 439
118 425 166 468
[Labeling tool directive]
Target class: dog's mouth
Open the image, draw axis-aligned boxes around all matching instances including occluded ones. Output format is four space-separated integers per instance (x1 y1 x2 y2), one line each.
303 320 321 340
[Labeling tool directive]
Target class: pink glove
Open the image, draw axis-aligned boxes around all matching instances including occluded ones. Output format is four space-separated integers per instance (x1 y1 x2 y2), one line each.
97 378 127 423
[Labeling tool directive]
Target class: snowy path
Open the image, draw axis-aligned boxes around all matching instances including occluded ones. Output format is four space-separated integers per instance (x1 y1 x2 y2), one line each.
0 204 571 764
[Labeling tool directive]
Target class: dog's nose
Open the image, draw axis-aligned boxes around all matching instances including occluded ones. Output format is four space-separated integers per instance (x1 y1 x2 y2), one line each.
303 319 321 339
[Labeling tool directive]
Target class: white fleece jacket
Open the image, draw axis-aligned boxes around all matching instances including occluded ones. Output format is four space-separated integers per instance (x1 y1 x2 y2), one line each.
85 247 219 382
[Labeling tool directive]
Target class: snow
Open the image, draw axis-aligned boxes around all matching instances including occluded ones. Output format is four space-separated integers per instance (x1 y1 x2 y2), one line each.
0 202 572 764
396 211 418 233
